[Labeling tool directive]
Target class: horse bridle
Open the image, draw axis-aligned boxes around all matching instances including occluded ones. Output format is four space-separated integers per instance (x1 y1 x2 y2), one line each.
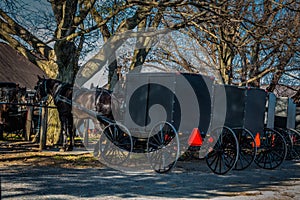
35 78 49 103
43 79 48 95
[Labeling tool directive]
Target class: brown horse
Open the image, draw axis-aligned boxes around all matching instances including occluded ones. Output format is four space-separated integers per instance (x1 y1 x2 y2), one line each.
34 76 113 151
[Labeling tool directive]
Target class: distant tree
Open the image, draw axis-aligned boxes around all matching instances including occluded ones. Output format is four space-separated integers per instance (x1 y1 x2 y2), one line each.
187 0 300 88
0 0 249 86
0 0 299 104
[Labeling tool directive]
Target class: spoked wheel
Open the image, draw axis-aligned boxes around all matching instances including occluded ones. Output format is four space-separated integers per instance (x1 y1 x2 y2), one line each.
275 128 294 160
96 123 133 165
205 126 239 175
232 128 257 170
254 128 287 169
147 121 179 173
284 128 300 160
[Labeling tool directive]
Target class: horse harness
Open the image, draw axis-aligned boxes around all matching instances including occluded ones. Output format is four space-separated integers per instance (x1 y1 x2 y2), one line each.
52 82 72 105
95 88 112 107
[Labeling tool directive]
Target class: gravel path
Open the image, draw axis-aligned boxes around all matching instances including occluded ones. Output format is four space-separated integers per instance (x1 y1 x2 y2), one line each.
1 157 300 200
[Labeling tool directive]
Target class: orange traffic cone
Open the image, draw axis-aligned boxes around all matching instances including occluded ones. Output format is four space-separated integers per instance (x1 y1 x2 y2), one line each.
254 132 261 148
188 128 203 146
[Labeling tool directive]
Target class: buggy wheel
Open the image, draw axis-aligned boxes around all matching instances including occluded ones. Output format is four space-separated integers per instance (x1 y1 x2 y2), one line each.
205 126 239 175
275 128 294 160
97 123 133 165
147 121 179 173
232 128 257 170
254 128 287 169
285 128 300 160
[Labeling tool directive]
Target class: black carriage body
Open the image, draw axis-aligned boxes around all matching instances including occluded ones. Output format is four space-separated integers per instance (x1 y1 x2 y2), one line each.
102 73 243 174
0 82 17 102
1 111 27 132
0 82 27 137
274 97 297 129
215 85 267 135
122 72 214 136
265 93 276 129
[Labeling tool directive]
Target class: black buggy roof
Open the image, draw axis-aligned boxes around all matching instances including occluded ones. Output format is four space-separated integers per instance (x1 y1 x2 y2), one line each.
0 82 17 88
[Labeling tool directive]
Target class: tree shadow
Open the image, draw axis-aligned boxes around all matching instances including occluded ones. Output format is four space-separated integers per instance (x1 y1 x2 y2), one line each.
1 159 300 199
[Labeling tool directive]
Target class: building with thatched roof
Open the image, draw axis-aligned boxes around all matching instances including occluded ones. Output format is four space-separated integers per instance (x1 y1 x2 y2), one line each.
0 42 47 89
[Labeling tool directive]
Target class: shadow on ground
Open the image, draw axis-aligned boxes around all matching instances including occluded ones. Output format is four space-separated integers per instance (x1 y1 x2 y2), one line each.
1 157 300 199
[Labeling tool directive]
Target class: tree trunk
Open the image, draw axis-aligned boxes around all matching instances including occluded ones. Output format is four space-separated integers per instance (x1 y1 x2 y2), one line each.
266 54 292 92
248 43 260 87
107 56 119 90
266 71 282 92
54 40 77 83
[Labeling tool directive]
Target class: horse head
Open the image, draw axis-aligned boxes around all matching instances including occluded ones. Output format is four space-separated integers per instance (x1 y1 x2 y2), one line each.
34 75 48 103
16 86 27 103
95 87 114 120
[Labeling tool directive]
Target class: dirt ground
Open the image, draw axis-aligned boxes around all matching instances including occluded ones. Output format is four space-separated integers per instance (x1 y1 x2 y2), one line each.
0 141 102 169
0 140 300 200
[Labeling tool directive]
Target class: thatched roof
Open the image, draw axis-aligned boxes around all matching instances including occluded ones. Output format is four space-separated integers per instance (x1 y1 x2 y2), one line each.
0 42 47 89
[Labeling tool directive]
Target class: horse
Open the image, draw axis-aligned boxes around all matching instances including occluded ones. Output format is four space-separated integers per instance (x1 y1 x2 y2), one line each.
34 76 113 151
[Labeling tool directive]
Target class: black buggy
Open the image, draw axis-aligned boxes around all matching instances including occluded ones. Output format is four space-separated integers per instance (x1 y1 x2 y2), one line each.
215 85 287 170
0 82 27 140
273 96 300 160
95 72 289 174
95 72 239 174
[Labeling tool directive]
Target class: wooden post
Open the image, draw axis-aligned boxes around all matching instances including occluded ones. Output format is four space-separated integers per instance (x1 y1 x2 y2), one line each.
39 105 48 150
25 106 33 141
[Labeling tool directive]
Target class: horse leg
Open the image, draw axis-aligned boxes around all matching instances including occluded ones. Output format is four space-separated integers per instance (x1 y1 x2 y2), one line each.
93 119 109 157
0 104 7 125
0 106 7 140
93 120 101 156
59 116 68 152
66 115 74 151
